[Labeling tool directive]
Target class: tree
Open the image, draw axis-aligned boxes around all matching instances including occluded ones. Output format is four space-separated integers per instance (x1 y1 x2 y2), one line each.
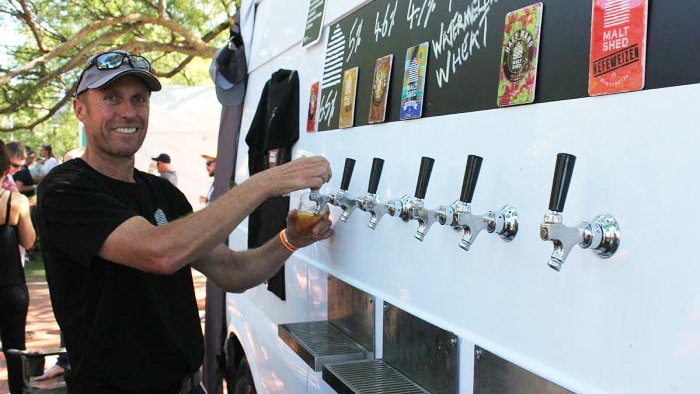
0 0 239 155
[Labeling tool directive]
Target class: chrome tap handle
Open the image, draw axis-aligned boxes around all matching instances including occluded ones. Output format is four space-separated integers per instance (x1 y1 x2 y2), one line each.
358 158 388 229
455 155 486 250
335 158 357 222
415 156 435 199
541 153 620 271
454 155 518 251
340 158 356 191
549 153 576 212
398 157 434 222
460 155 483 204
367 158 384 194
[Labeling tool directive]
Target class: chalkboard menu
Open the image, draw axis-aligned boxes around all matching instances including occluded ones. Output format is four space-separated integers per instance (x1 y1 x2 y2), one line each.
302 0 327 48
317 0 700 132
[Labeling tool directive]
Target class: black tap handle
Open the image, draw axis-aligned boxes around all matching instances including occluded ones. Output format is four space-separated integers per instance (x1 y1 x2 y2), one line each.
340 158 356 191
548 153 576 212
368 158 384 194
459 155 483 203
414 156 435 199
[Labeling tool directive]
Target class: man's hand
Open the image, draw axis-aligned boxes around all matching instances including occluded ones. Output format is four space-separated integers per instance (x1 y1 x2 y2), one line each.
257 156 332 196
285 205 333 248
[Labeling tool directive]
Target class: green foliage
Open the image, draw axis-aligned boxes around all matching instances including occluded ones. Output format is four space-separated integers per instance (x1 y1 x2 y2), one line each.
0 0 242 142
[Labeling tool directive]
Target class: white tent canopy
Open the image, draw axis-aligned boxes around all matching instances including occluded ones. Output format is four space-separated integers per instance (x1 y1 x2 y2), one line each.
135 85 221 210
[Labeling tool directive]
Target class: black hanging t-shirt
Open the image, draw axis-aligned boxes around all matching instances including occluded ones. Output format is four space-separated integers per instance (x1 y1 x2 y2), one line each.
246 69 299 300
35 159 203 392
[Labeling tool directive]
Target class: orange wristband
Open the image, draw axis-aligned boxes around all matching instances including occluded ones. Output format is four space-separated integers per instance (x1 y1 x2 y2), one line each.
279 229 298 252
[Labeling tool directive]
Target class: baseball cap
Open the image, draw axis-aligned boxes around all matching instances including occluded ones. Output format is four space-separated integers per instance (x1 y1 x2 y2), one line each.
201 151 217 161
209 42 247 106
151 153 171 163
75 50 162 96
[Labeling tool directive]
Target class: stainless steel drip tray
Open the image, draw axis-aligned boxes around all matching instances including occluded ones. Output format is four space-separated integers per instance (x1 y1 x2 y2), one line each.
323 360 430 394
278 321 372 372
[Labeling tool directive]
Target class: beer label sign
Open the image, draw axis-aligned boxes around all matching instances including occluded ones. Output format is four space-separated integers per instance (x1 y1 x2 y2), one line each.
588 0 648 96
338 67 359 128
497 3 544 107
368 54 393 124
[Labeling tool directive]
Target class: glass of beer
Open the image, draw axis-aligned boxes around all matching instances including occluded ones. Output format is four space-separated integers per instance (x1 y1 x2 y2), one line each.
295 192 322 236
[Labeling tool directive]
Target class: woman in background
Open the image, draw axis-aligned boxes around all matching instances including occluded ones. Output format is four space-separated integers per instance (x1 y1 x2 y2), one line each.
0 139 36 393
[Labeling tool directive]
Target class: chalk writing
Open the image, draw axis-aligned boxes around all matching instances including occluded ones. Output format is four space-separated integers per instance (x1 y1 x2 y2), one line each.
406 0 437 30
347 18 363 62
432 0 496 88
375 1 398 41
319 89 338 128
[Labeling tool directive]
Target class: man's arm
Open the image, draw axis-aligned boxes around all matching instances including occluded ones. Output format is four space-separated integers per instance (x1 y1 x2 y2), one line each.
192 207 333 292
98 156 332 274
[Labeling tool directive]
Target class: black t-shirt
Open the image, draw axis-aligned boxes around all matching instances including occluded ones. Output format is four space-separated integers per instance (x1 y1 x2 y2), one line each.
35 159 204 392
13 166 35 197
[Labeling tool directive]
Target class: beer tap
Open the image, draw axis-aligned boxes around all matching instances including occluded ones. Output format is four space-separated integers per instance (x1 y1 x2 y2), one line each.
308 189 331 215
384 157 441 241
331 158 358 222
309 158 355 214
450 155 519 251
356 158 391 229
540 153 621 271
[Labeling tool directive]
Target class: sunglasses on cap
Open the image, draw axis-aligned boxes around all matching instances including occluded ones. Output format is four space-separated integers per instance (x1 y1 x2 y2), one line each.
86 51 151 72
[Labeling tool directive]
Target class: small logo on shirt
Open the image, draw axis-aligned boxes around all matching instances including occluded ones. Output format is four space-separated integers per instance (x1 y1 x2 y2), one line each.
154 209 168 226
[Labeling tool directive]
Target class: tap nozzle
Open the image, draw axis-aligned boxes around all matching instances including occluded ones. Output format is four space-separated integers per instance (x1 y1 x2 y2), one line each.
541 153 620 271
356 158 390 229
309 189 331 214
333 189 358 222
414 204 453 241
357 194 390 229
400 157 436 241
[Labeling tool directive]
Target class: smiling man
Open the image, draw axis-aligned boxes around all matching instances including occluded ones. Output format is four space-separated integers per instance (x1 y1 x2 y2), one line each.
35 50 333 393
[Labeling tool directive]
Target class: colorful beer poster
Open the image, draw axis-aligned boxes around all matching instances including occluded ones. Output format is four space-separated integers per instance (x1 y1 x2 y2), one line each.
306 81 320 132
400 42 429 120
338 67 358 129
368 54 393 124
496 3 544 107
588 0 648 96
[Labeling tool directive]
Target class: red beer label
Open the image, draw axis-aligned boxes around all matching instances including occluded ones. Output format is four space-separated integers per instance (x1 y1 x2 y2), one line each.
588 0 648 96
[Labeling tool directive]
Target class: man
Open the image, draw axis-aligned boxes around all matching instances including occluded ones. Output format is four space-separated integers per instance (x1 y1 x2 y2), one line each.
3 142 24 192
199 152 216 205
151 152 178 185
40 144 59 176
35 50 333 393
27 147 44 181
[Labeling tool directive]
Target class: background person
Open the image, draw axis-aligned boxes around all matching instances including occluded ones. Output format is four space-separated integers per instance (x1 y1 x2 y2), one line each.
13 146 36 203
2 142 25 193
151 152 178 185
40 144 59 176
35 49 332 392
0 140 37 394
199 152 216 206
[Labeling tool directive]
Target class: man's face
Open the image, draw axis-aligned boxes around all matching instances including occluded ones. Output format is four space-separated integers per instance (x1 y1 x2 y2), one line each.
73 75 150 160
9 158 24 175
206 159 216 177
